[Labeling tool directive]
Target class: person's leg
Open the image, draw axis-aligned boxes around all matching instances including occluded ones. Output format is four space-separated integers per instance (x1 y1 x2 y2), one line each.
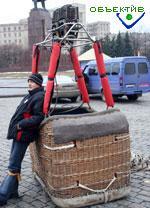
41 0 45 9
10 139 15 154
8 140 30 173
0 140 30 206
34 0 37 9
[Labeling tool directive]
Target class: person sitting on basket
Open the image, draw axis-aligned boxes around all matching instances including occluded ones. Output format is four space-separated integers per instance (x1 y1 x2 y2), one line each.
0 73 45 206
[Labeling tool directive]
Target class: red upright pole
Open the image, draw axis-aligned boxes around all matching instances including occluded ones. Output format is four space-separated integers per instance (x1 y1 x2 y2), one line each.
43 42 61 115
32 45 40 74
70 47 90 104
93 41 114 107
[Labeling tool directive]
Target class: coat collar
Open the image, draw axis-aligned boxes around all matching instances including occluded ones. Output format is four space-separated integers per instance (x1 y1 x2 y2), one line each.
28 86 44 96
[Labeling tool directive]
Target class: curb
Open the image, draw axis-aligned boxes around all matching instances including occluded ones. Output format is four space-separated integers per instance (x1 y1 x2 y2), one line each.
0 94 26 98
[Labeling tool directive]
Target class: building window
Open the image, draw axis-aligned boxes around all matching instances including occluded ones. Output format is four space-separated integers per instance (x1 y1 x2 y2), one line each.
4 33 6 38
19 39 22 43
3 27 6 32
138 63 148 74
14 26 16 31
19 32 21 37
4 40 7 44
14 33 17 37
15 39 17 43
8 27 10 31
125 63 136 75
9 40 11 43
18 26 21 30
112 63 120 75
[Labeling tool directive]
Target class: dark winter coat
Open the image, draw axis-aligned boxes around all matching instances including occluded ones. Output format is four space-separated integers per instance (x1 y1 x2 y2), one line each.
7 87 45 143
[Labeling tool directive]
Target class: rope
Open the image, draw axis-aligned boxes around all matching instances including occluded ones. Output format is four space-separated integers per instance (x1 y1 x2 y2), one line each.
49 77 59 116
43 143 75 151
78 176 117 194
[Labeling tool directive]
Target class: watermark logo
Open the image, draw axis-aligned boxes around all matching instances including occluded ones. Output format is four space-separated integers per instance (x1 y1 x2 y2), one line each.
90 5 145 29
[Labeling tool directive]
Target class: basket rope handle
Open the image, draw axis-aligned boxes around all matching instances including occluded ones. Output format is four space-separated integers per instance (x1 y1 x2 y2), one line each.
77 175 117 193
43 143 75 151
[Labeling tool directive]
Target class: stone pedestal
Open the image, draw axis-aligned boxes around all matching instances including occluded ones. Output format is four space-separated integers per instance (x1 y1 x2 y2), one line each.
28 9 72 71
28 9 52 49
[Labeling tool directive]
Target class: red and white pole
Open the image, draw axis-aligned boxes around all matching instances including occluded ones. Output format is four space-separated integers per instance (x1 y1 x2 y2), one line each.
43 42 61 115
93 41 114 107
31 45 40 74
70 47 90 104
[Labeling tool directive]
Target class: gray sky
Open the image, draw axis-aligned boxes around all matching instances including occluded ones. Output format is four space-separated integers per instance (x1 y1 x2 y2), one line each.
0 0 149 33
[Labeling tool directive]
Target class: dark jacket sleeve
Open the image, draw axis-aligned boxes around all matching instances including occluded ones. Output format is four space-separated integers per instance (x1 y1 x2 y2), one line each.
18 97 44 129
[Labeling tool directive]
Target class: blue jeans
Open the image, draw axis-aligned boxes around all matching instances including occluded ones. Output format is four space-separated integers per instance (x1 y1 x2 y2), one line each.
8 140 30 173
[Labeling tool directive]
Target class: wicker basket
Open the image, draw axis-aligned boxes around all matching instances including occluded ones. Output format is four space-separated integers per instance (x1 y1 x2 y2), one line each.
30 108 131 208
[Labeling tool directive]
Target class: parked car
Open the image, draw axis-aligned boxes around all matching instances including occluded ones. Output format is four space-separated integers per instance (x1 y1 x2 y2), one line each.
43 75 80 102
82 56 150 101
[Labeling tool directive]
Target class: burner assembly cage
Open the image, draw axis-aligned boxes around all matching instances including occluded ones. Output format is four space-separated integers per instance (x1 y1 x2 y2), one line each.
31 4 114 114
29 4 131 208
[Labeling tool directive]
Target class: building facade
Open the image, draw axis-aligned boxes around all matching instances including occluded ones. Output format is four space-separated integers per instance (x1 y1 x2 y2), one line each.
0 19 28 49
86 21 110 40
72 3 86 26
0 6 110 51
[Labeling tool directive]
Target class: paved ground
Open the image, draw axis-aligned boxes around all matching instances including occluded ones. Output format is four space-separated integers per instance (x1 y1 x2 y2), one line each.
0 88 150 207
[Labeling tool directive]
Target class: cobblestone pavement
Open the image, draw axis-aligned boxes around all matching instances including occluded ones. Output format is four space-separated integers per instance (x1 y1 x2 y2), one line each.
0 93 150 208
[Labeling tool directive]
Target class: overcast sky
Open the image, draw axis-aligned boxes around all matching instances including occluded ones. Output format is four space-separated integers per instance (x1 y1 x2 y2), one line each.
0 0 149 33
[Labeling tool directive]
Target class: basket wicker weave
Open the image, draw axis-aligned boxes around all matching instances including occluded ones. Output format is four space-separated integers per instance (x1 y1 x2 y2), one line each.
29 108 131 208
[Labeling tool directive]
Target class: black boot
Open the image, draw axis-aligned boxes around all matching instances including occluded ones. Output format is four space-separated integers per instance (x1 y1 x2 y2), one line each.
0 172 19 206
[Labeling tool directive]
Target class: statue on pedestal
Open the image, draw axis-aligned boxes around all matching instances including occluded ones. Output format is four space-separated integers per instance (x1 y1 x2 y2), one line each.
32 0 47 9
